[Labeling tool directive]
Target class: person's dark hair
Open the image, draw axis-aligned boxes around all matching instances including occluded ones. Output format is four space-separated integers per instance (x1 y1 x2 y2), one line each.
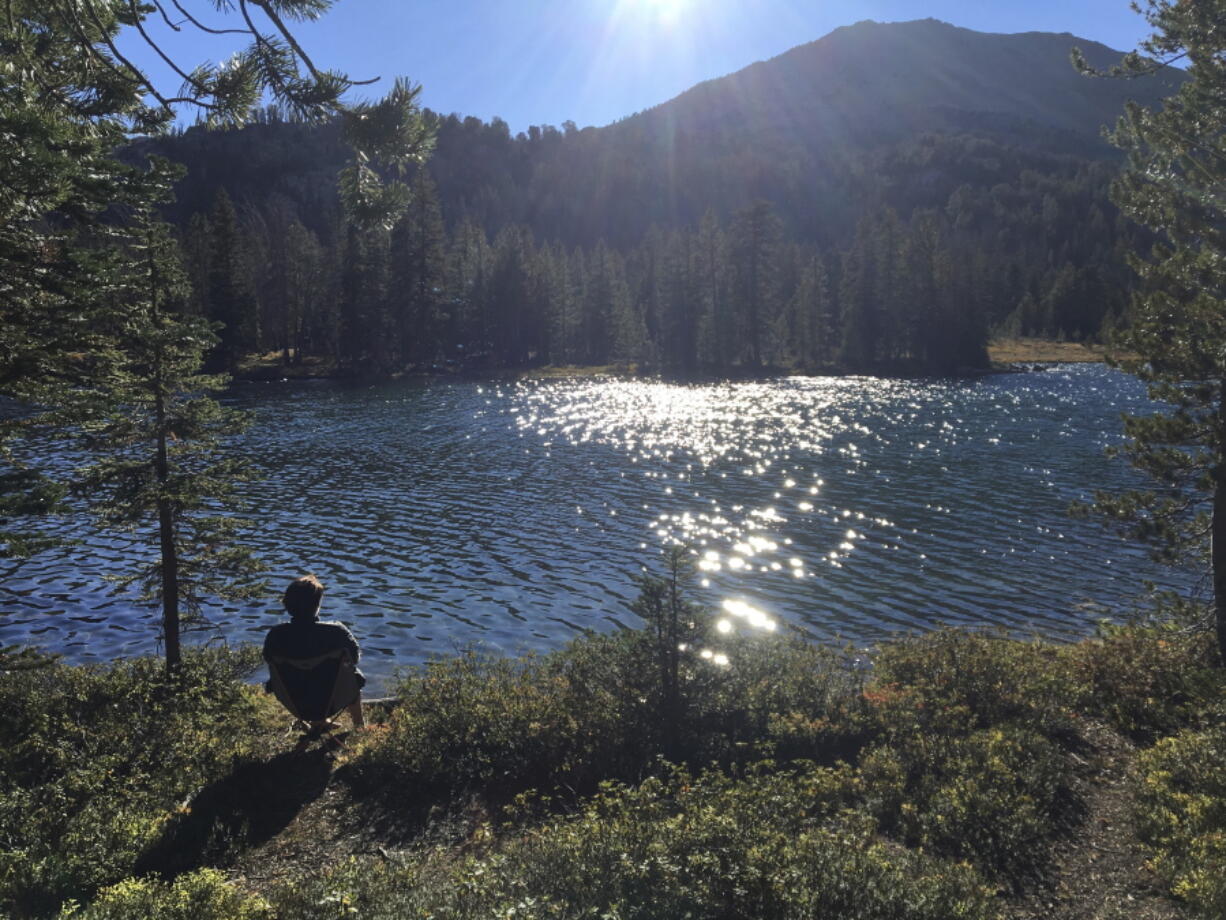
284 574 324 621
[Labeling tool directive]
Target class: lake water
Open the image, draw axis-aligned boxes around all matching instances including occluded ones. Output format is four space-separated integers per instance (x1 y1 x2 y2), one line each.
0 365 1192 690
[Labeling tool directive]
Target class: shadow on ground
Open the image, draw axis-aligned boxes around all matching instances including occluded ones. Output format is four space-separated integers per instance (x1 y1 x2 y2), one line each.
135 748 334 877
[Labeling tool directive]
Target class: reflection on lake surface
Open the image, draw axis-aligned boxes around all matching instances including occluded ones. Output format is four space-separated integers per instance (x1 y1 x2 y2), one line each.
0 365 1191 690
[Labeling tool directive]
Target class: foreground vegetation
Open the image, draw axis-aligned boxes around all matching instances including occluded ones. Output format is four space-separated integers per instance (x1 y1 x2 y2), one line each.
5 590 1225 919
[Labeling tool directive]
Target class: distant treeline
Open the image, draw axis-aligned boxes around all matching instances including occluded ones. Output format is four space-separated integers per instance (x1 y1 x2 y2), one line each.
155 107 1144 377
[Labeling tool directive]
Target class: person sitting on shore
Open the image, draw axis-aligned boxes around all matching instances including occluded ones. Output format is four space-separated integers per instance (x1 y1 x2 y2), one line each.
263 574 366 733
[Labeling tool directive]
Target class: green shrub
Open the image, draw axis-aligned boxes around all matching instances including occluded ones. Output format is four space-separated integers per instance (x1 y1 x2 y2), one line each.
57 869 271 920
694 633 865 763
1063 624 1222 740
351 643 640 803
351 628 861 806
862 725 1069 883
848 635 1075 884
0 648 265 917
353 551 866 809
272 764 999 920
869 629 1076 740
1134 724 1226 917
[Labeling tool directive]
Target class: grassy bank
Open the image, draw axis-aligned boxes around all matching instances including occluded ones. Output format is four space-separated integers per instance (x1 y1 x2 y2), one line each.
987 338 1113 365
7 592 1225 918
233 351 339 381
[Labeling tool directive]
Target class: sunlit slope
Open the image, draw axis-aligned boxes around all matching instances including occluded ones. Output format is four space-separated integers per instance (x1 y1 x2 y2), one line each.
145 18 1184 247
645 18 1182 150
545 17 1184 242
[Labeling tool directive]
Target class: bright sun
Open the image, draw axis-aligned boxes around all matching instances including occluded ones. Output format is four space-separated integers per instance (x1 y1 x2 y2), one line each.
619 0 690 28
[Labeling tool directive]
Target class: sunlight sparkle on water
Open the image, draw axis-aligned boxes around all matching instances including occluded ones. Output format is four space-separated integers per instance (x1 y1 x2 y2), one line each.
722 598 776 632
513 376 895 630
493 368 1179 651
0 366 1197 686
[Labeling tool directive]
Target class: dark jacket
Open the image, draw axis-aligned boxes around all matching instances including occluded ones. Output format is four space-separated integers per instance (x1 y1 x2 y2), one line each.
263 619 365 688
264 619 360 661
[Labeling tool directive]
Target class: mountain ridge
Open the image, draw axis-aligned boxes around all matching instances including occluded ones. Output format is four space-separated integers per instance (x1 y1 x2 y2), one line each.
624 18 1180 146
147 18 1184 249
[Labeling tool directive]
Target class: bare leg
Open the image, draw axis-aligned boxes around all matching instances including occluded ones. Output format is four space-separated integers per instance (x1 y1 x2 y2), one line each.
345 695 365 729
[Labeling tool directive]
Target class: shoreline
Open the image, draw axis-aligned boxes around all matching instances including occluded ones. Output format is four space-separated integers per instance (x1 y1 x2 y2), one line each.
233 339 1113 385
986 337 1114 365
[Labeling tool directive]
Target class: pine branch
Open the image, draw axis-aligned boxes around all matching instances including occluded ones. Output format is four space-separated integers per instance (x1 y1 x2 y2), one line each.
251 0 377 86
126 0 214 98
167 0 249 35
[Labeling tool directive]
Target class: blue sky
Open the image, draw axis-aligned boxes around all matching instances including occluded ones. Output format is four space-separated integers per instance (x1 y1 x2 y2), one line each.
124 0 1157 133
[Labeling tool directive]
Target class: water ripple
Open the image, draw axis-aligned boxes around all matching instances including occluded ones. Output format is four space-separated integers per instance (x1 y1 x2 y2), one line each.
0 366 1194 690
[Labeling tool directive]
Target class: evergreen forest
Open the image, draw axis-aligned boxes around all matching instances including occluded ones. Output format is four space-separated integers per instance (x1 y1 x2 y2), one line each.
140 18 1184 378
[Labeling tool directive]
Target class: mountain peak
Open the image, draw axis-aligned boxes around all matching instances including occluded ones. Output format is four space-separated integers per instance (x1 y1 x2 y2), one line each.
633 18 1181 147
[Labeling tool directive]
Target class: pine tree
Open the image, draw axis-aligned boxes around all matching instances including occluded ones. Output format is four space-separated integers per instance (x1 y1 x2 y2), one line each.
695 211 732 371
488 226 535 366
204 190 258 372
629 546 710 760
658 230 700 376
338 221 391 373
541 243 579 366
1079 1 1226 657
447 219 493 362
283 219 326 364
902 212 942 367
180 212 213 317
592 246 639 365
389 172 448 366
13 162 261 667
556 247 588 365
790 251 833 371
728 200 783 369
633 228 665 370
839 216 880 369
244 201 300 363
582 243 616 365
0 1 432 666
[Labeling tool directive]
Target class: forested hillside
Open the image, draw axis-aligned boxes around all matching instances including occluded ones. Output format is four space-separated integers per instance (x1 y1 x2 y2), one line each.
139 18 1184 377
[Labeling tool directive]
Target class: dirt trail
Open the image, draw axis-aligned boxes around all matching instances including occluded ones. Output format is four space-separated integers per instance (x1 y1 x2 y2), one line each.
1005 724 1184 920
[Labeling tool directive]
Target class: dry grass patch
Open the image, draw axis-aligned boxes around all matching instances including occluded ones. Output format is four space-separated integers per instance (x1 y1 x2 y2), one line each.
989 338 1113 364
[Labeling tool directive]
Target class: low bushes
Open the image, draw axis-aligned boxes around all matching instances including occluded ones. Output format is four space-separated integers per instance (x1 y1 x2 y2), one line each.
1063 624 1222 740
351 626 1085 888
349 626 862 806
270 763 999 920
0 648 268 917
839 632 1076 882
863 622 1223 744
860 726 1068 883
8 583 1222 919
57 870 271 920
1134 721 1226 917
869 629 1076 739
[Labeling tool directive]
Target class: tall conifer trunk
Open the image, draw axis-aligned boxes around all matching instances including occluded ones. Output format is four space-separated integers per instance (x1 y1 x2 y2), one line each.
150 244 181 671
157 480 181 669
1215 379 1226 663
154 385 181 669
747 218 760 369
